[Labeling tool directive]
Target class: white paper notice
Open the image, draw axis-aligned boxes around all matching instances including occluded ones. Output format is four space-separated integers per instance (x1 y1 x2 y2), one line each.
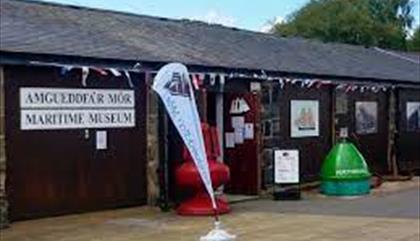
225 132 235 148
274 150 299 184
244 123 254 139
234 127 244 144
231 116 245 129
96 131 107 150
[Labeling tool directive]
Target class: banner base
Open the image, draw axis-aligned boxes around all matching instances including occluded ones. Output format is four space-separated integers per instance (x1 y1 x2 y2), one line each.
200 221 236 241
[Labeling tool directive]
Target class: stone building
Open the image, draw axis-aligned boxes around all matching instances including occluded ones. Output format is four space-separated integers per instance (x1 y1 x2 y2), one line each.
1 0 419 227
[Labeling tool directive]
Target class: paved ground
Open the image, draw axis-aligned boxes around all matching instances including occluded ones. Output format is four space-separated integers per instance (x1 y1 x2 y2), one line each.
236 186 420 219
1 180 419 241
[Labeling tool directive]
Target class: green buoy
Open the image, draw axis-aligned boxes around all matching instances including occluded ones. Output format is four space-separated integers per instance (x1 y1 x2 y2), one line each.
320 139 371 196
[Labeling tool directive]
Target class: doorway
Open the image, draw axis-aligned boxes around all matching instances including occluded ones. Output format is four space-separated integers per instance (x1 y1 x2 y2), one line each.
223 92 261 195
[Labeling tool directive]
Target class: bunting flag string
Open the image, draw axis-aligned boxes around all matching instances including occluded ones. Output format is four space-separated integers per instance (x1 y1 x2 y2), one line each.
124 70 134 88
219 74 226 86
278 78 285 89
336 84 346 90
192 74 201 90
91 67 108 76
300 79 307 88
132 62 142 70
209 73 217 86
109 68 122 76
60 65 73 76
58 64 135 88
81 67 89 87
371 86 379 93
315 80 323 89
306 79 316 88
43 61 398 93
181 71 393 94
261 70 268 79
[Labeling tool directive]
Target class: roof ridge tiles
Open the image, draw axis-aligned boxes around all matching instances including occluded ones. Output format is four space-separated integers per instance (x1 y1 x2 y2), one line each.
1 0 419 83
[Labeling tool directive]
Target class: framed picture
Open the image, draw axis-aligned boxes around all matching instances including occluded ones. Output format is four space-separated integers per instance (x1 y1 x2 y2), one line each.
355 101 378 134
335 91 348 114
406 102 420 131
290 100 319 138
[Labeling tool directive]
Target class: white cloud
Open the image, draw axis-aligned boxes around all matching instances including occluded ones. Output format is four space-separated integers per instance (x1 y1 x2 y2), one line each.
189 9 237 27
260 16 284 33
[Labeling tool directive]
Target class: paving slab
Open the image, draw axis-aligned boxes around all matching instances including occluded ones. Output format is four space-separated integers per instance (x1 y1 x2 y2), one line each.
1 185 419 241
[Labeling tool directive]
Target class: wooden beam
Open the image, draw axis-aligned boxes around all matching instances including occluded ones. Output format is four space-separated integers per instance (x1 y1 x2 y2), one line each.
387 88 398 177
0 65 9 228
145 73 160 206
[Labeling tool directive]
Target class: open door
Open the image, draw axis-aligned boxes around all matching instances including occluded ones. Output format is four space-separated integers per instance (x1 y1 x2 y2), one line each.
223 92 260 195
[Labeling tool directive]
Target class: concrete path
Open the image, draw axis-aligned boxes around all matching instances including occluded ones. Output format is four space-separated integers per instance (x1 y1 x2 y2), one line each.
236 187 420 219
1 184 419 241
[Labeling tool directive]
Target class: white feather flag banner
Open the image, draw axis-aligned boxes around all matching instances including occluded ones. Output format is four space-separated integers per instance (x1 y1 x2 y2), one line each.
152 63 217 209
109 68 122 76
81 67 89 86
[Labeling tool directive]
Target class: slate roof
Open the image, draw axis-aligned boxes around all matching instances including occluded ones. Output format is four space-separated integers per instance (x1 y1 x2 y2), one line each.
1 0 419 83
392 51 420 63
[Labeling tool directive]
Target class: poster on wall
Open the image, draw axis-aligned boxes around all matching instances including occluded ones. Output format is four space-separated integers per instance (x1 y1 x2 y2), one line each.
274 150 299 184
231 116 245 129
230 97 250 114
225 132 235 148
290 100 319 138
244 123 254 139
96 131 107 150
406 102 420 131
355 101 378 134
335 91 348 114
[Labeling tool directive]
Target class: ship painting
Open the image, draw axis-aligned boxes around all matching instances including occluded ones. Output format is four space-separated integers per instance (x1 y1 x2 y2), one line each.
294 108 316 130
290 100 319 137
355 102 377 134
407 102 420 131
164 72 192 98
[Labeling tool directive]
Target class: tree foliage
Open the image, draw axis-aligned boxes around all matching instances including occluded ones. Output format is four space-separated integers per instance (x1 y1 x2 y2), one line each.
408 26 420 51
273 0 416 50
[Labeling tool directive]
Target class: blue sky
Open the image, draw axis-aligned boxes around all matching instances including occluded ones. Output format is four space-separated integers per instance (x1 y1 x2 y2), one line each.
43 0 419 32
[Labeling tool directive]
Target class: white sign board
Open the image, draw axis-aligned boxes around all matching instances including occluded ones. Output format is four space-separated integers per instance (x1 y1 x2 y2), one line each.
274 150 299 184
96 130 107 150
20 88 135 130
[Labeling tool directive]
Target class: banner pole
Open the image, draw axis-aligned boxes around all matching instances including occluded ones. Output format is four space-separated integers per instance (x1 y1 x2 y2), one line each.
213 207 220 222
153 63 235 240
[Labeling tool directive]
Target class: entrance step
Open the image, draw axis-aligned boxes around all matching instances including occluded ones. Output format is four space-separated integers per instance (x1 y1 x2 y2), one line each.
225 194 259 204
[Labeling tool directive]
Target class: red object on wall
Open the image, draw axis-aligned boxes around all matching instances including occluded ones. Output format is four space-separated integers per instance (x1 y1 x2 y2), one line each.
175 123 231 215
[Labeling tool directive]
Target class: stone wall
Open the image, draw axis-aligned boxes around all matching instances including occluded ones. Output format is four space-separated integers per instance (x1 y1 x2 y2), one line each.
146 73 160 206
260 81 281 192
0 66 8 228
